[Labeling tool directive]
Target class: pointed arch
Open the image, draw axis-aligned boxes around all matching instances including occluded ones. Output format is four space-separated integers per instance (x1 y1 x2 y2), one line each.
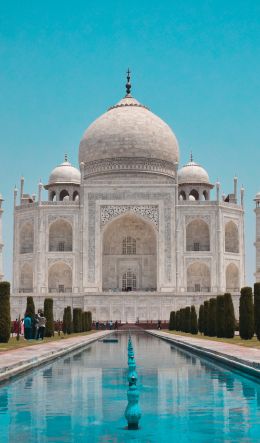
225 221 239 253
49 219 73 252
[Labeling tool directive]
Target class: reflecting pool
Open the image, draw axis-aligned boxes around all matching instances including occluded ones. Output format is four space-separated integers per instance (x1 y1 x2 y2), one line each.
0 332 260 442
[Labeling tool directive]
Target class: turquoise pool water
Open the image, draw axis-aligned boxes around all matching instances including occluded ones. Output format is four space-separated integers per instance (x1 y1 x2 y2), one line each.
0 332 260 442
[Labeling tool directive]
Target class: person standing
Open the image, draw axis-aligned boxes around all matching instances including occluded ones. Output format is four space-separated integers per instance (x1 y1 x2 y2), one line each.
38 312 46 340
23 313 32 340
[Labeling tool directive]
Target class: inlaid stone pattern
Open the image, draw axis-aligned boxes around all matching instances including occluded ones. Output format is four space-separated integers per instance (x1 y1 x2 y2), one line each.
83 157 176 179
100 205 159 229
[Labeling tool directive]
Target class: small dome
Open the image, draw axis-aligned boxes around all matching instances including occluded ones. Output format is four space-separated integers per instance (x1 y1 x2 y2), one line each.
178 156 210 185
48 156 80 185
255 191 260 200
79 95 179 165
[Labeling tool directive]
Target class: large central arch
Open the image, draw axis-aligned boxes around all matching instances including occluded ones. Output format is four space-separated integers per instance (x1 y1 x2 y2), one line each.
102 213 157 291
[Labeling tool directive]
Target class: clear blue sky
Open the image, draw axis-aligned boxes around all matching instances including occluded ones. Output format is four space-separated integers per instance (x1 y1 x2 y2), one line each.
0 0 259 284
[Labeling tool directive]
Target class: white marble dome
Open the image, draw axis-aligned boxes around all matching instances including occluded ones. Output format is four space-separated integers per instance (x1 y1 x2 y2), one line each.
255 191 260 200
178 158 210 184
79 95 179 165
48 157 81 185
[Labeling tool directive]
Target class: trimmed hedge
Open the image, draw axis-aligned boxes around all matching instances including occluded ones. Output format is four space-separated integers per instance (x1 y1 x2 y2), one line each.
223 293 235 338
44 298 54 337
26 296 35 318
216 295 225 338
190 305 198 335
239 287 254 339
169 311 176 330
176 311 180 331
203 301 209 336
73 308 83 333
254 283 260 340
0 282 11 343
208 298 217 337
198 305 204 334
62 306 72 334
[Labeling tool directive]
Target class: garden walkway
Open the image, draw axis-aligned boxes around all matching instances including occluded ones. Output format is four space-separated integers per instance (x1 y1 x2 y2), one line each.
0 330 111 383
148 330 260 377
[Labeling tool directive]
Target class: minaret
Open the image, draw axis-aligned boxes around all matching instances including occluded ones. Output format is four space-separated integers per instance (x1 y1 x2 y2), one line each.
0 193 4 281
254 192 260 282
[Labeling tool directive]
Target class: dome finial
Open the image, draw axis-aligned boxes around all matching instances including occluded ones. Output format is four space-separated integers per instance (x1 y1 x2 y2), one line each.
190 151 193 162
64 153 68 162
125 68 131 96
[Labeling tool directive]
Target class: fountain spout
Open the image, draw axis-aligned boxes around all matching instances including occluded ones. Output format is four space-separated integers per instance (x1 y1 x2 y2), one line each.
125 334 141 430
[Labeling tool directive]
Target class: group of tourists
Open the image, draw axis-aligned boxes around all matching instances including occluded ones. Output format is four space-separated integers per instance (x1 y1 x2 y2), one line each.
95 320 119 330
12 311 47 340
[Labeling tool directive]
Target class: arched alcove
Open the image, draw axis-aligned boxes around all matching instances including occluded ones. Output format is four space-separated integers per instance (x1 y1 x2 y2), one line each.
189 189 199 201
186 219 210 251
50 191 56 202
20 262 33 292
48 262 72 293
179 190 186 201
225 221 239 253
187 262 211 292
49 219 73 252
60 189 70 201
73 191 79 202
20 223 34 254
102 213 157 291
226 263 240 292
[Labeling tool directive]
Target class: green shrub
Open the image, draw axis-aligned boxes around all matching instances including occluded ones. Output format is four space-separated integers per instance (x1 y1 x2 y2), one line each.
216 295 225 338
169 311 175 330
44 298 54 337
203 301 209 336
66 306 72 334
0 282 11 343
87 311 92 331
63 307 72 334
73 308 83 333
176 311 180 331
190 305 198 335
180 308 185 332
239 287 254 340
223 293 235 338
184 306 191 333
254 283 260 340
208 298 217 337
198 305 204 334
26 296 35 318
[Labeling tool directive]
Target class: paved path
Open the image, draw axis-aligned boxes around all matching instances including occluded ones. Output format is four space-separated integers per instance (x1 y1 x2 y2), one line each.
148 331 260 377
0 330 111 383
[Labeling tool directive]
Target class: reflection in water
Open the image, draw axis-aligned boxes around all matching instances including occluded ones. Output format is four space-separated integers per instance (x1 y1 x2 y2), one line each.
0 332 259 443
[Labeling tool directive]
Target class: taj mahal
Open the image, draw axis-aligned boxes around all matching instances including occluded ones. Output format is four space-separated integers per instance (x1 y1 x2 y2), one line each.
1 73 260 322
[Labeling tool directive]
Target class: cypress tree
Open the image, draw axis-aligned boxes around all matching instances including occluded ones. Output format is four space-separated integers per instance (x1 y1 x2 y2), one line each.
176 311 180 331
0 282 11 343
169 311 176 330
185 307 191 333
180 309 185 332
62 307 67 334
239 287 254 339
216 295 225 338
223 293 235 338
254 283 260 340
208 298 217 337
203 301 209 336
66 306 72 334
44 298 54 337
87 311 92 331
73 308 83 333
26 296 35 318
198 305 204 334
82 312 88 332
190 305 198 334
